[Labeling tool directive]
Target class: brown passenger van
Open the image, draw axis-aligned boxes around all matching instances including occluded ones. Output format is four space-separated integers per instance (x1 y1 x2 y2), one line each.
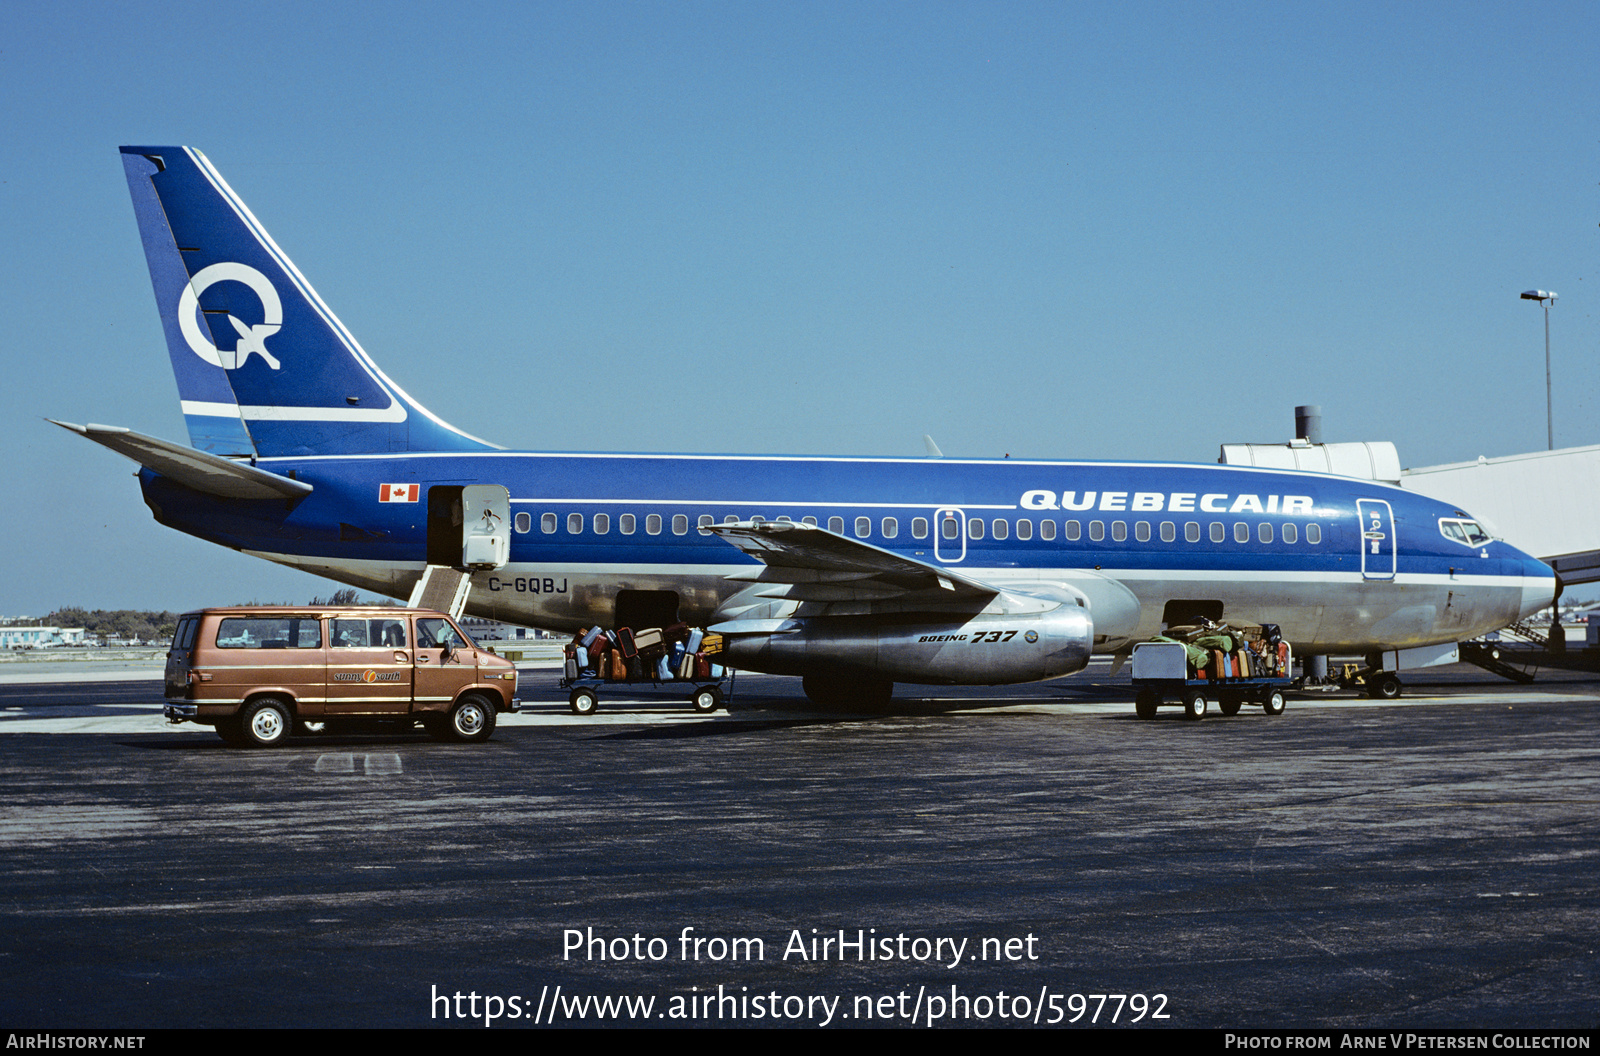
164 607 519 747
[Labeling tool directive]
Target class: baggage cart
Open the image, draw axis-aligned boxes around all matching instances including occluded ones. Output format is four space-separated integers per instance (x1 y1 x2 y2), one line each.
559 666 735 717
1130 638 1291 721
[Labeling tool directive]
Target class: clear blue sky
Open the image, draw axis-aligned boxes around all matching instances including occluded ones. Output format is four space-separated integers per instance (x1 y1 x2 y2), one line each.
2 0 1594 616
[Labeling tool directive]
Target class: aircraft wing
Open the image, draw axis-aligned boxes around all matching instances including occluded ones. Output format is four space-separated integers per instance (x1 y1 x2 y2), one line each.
50 420 312 501
707 521 998 602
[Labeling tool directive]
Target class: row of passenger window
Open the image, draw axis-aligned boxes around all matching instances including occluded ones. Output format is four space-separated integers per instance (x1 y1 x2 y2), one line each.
511 511 1323 545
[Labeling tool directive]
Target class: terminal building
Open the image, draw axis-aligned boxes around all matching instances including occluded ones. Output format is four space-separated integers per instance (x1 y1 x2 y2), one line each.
1 626 88 649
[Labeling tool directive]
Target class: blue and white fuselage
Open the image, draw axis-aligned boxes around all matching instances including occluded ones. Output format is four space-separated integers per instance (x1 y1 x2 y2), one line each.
137 449 1550 654
63 146 1555 693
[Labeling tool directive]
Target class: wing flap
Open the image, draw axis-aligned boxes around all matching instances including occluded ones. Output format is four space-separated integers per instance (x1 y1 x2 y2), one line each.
706 521 997 600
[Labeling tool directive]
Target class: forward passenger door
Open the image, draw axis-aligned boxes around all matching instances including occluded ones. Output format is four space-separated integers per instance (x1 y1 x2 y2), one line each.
1357 499 1396 581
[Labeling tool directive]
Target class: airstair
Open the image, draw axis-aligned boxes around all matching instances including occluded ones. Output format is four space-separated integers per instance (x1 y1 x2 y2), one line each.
408 565 473 620
1459 620 1548 683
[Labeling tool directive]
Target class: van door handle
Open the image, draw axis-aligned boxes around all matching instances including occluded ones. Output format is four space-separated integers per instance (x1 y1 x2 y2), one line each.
397 651 412 663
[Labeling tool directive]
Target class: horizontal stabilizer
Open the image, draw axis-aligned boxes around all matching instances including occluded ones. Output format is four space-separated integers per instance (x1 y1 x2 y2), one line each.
50 420 312 501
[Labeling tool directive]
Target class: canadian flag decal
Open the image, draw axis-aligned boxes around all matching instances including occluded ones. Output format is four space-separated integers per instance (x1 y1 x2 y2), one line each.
380 483 419 503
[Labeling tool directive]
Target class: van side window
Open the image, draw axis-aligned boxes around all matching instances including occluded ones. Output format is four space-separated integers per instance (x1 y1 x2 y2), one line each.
332 618 406 648
216 617 321 649
417 618 465 650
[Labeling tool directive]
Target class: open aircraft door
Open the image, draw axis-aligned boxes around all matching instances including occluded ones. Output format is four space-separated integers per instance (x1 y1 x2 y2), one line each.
1357 499 1395 581
462 485 510 570
934 507 967 564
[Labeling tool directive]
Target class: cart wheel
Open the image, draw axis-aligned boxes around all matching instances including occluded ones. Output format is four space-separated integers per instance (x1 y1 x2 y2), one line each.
569 687 598 716
1182 689 1208 721
1135 687 1160 720
691 685 722 714
1263 689 1286 716
1366 673 1402 700
1219 696 1241 717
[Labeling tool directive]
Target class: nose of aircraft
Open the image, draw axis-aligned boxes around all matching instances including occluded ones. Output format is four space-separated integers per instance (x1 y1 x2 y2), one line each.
1514 550 1559 623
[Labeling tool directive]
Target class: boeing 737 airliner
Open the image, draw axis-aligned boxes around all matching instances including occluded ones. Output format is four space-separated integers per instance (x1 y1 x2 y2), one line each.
56 146 1557 703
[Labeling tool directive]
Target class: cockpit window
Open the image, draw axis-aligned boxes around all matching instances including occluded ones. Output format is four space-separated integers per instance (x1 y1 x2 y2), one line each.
1439 518 1491 547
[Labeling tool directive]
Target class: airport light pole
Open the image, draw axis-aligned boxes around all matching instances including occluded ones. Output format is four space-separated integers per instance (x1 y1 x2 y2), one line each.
1521 289 1557 450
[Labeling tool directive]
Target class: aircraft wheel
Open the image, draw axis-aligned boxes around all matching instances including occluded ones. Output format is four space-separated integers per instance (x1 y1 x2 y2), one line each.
1135 688 1160 720
858 678 894 708
1219 696 1242 717
1182 689 1208 721
447 693 496 742
1367 673 1402 700
1263 689 1286 716
240 697 291 747
569 687 598 716
691 685 722 714
802 676 847 705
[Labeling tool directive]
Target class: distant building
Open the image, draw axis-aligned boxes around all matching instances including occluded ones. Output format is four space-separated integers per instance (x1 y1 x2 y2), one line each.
457 616 546 642
1 627 87 649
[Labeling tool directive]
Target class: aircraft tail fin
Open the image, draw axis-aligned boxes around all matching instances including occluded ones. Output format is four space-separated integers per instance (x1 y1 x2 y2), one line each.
119 146 498 457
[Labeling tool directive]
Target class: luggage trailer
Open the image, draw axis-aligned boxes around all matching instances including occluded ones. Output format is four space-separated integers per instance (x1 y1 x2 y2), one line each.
1129 639 1291 721
560 624 735 716
559 669 736 716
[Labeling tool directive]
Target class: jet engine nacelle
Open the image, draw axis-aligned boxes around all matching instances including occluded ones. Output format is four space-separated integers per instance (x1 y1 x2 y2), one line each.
721 603 1094 686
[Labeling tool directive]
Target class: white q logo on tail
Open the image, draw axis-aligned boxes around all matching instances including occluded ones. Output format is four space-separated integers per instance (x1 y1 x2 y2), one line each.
177 262 283 370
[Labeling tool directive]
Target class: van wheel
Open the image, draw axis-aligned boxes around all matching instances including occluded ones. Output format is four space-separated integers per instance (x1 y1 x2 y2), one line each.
447 694 496 742
241 697 291 747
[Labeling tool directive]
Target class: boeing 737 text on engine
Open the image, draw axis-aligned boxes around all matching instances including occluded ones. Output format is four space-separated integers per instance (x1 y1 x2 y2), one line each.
55 146 1556 704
